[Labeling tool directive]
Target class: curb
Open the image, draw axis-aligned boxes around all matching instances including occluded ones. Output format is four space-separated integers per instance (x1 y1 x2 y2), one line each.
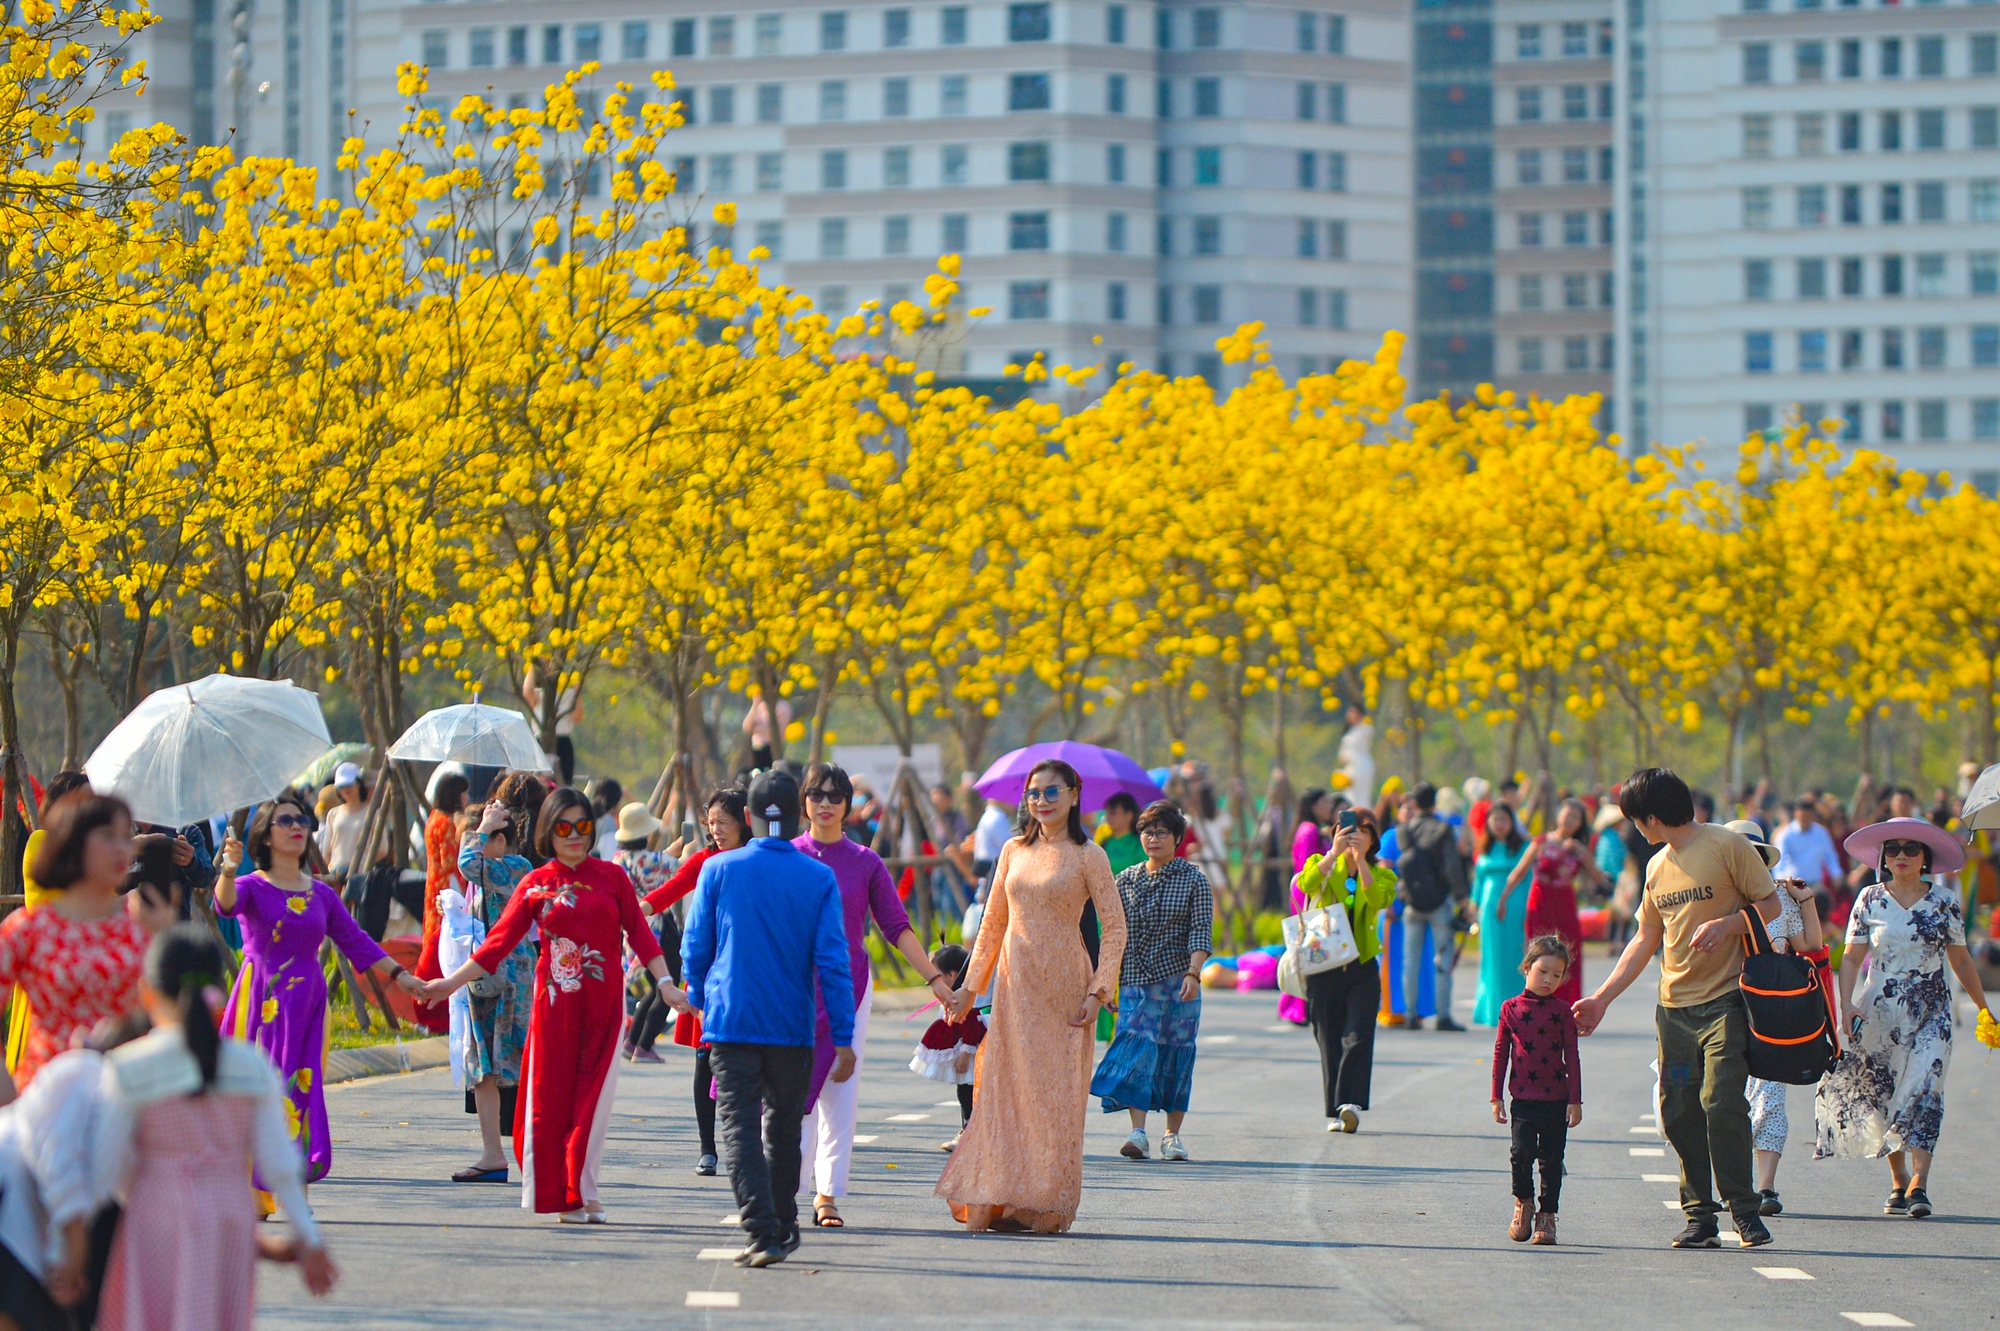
326 1037 450 1085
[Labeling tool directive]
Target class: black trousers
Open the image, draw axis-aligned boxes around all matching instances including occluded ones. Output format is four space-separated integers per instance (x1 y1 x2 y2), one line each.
555 735 576 785
957 1081 973 1127
1305 959 1380 1114
627 914 684 1053
709 1042 813 1245
1510 1098 1569 1213
694 1045 717 1154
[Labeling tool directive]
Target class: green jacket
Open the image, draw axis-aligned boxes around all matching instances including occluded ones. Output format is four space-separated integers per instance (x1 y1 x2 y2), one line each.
1297 852 1398 966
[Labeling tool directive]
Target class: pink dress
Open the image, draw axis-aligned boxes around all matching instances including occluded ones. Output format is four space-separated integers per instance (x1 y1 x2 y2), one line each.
96 1028 320 1331
1277 821 1330 1025
1524 838 1587 1007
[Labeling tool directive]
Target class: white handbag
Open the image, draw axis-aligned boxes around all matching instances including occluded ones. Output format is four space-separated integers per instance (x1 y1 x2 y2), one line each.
1282 887 1361 981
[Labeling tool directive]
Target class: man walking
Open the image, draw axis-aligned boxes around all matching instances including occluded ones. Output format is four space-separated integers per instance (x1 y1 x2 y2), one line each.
1397 783 1470 1032
1773 797 1841 906
1573 768 1783 1249
682 769 856 1268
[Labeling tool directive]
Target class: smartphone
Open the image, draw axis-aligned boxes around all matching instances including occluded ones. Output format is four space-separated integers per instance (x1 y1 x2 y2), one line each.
1337 810 1359 831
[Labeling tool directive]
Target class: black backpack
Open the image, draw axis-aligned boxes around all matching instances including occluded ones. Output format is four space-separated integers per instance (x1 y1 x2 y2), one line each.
1398 816 1462 913
1738 905 1837 1085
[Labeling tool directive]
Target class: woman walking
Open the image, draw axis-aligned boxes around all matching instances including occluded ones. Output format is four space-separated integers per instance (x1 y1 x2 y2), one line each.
450 800 537 1184
413 771 472 1035
0 791 148 1102
1506 799 1604 1009
613 802 678 1065
1277 788 1335 1026
1091 800 1212 1161
937 759 1126 1233
217 793 426 1188
424 787 685 1222
1300 808 1397 1133
795 763 955 1228
1472 802 1529 1026
5 771 92 1078
1815 817 1994 1219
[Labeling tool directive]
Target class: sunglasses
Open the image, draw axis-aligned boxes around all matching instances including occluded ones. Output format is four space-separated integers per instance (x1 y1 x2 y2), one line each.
804 790 845 805
271 813 313 831
1024 785 1070 804
1880 840 1927 859
1138 825 1176 839
549 818 593 839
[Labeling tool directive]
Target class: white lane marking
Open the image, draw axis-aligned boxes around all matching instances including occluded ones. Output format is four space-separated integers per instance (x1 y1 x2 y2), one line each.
1628 1126 1659 1134
1662 1199 1681 1209
686 1292 740 1309
1265 1024 1296 1032
719 1213 740 1225
1629 1148 1666 1157
1840 1316 1913 1328
1640 1113 1658 1121
1756 1268 1814 1281
1200 1035 1238 1045
852 1135 880 1144
936 1100 961 1107
886 1113 929 1122
1642 1174 1678 1183
696 1248 741 1260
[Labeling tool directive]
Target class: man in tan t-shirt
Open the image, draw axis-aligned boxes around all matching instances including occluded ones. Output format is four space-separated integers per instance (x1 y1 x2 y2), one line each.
1573 769 1781 1250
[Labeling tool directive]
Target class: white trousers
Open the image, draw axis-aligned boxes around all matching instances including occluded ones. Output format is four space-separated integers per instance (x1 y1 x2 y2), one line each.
799 977 872 1198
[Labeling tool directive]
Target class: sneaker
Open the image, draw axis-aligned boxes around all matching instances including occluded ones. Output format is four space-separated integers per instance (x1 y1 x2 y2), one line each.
695 1153 718 1176
1434 1016 1467 1033
1734 1213 1773 1247
1884 1188 1910 1216
1120 1129 1149 1160
1670 1217 1720 1248
630 1046 665 1065
735 1239 786 1268
557 1209 591 1225
1530 1212 1557 1246
778 1227 802 1258
1159 1132 1189 1161
1508 1199 1533 1242
1906 1188 1933 1219
1336 1104 1360 1134
1758 1189 1783 1217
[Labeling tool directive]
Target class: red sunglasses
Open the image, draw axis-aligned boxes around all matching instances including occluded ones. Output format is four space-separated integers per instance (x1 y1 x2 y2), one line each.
549 818 593 839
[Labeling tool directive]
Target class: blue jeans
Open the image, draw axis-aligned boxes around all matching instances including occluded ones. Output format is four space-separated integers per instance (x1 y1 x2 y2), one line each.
1403 902 1458 1023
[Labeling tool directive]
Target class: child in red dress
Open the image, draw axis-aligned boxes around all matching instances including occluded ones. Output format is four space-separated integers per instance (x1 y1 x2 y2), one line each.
1491 934 1583 1246
910 944 985 1152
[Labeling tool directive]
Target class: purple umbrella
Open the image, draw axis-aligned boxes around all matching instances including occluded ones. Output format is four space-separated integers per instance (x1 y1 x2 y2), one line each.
973 741 1164 814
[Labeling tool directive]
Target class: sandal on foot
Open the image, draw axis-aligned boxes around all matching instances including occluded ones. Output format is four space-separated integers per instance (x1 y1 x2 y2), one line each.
813 1202 844 1228
452 1165 509 1183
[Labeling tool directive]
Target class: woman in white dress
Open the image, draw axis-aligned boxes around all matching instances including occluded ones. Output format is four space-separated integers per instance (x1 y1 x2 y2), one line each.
1815 818 1995 1220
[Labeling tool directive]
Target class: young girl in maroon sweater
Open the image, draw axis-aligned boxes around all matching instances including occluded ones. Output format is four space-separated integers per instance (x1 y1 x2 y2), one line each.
1491 934 1583 1246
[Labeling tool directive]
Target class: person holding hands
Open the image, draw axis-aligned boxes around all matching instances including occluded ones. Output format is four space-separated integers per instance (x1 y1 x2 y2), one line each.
1492 934 1583 1246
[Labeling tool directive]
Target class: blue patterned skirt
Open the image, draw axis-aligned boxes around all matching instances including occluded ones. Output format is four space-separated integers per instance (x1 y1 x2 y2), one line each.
1091 982 1201 1114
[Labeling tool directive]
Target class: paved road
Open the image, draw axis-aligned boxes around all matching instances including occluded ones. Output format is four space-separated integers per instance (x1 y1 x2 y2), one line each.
259 961 1999 1331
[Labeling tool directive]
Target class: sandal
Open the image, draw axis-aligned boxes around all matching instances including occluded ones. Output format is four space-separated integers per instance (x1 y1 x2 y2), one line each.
813 1202 845 1228
452 1166 509 1183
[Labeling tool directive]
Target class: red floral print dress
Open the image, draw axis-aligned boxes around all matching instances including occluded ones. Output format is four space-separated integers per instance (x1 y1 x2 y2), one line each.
0 906 147 1088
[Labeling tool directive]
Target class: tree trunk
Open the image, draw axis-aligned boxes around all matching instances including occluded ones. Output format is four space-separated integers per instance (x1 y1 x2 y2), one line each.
0 630 27 901
1504 711 1525 781
1270 676 1287 773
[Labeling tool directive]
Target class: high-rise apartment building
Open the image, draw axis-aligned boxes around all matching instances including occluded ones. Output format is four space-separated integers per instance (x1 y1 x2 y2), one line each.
1621 0 2000 481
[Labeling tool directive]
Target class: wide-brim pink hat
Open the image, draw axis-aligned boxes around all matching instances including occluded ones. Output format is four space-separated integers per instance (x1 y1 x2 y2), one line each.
1842 817 1965 875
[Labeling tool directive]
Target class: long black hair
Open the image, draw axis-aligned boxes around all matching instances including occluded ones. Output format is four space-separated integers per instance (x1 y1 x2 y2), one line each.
246 791 317 871
1015 760 1088 846
148 923 224 1089
1295 787 1330 829
30 793 133 890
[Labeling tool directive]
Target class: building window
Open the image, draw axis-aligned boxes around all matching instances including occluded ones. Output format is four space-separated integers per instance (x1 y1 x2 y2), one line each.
754 14 780 55
1108 4 1126 44
1839 400 1863 442
1329 290 1347 329
1563 273 1587 309
883 146 910 186
1156 8 1171 49
1563 147 1589 181
1883 254 1905 296
1108 74 1127 114
756 152 783 191
421 29 446 67
1796 186 1826 226
1327 84 1346 124
1743 43 1771 84
942 76 969 116
820 10 846 51
1916 254 1946 297
1880 111 1902 153
1193 216 1221 254
1105 281 1128 322
1010 73 1051 111
1296 82 1316 121
1008 142 1050 181
1008 211 1049 250
1745 404 1774 438
1298 288 1319 326
506 26 527 65
1194 78 1220 117
1744 260 1772 300
1884 328 1906 369
574 23 600 62
1918 326 1946 369
1968 246 1998 289
1840 185 1862 225
884 78 910 117
1882 183 1903 225
1743 187 1772 229
1009 3 1051 42
1799 257 1826 299
1562 21 1587 58
1328 16 1345 54
1799 330 1827 372
1193 7 1219 48
1880 37 1902 79
885 9 910 48
1517 88 1542 123
753 220 783 258
1563 336 1589 371
1974 107 2000 149
1977 34 1999 76
1194 147 1221 185
1298 151 1318 190
1975 180 2000 222
700 87 730 124
1976 325 2000 367
942 214 968 250
469 27 494 67
710 155 737 193
1743 115 1772 157
883 215 911 255
820 81 848 121
1838 112 1861 153
819 218 847 258
1107 143 1126 183
1839 39 1862 80
1841 329 1864 369
1916 180 1945 222
1009 282 1050 320
1977 399 2000 441
1916 34 1944 79
1517 150 1542 186
1917 109 1945 151
1517 25 1541 60
1562 211 1589 246
942 7 967 44
1797 113 1825 155
1882 401 1905 442
1517 274 1543 311
1745 331 1774 373
821 150 847 190
1328 152 1346 192
1518 214 1543 248
668 18 692 56
1562 85 1588 121
1796 41 1824 81
1327 221 1346 259
1192 285 1221 323
1158 216 1173 255
1518 339 1544 373
757 84 783 123
1297 218 1318 258
1107 212 1126 251
1157 148 1172 186
1840 257 1864 297
943 144 969 185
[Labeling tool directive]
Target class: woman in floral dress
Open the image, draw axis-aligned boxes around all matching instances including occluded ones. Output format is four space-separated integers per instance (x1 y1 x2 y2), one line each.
1815 818 1995 1219
1506 799 1605 1009
218 792 427 1188
425 786 686 1222
451 800 537 1183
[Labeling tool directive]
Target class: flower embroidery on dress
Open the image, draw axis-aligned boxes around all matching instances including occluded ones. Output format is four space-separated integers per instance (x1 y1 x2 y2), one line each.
545 936 606 1002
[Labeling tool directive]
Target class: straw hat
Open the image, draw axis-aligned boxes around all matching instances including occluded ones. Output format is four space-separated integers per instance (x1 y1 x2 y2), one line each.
1843 816 1965 875
1593 803 1625 834
1723 819 1781 869
616 802 664 842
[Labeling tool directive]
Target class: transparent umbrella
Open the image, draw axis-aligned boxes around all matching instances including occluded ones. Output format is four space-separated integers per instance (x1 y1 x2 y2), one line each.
387 704 551 772
85 675 333 827
1959 762 2000 832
